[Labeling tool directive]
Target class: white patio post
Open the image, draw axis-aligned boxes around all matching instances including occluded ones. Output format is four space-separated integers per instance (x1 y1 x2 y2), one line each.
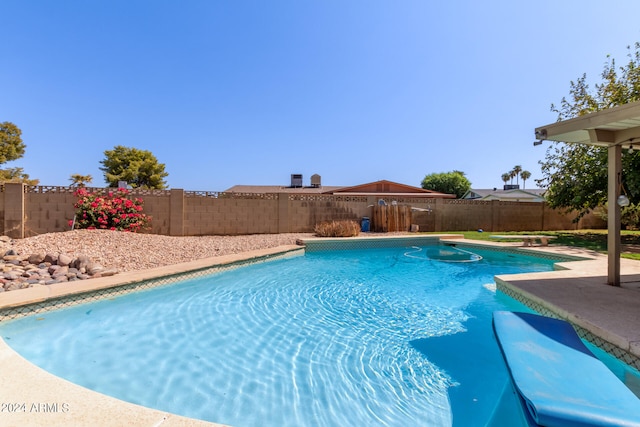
607 144 622 286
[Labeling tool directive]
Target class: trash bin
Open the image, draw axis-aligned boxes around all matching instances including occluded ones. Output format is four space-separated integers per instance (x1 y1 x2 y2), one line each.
361 217 370 232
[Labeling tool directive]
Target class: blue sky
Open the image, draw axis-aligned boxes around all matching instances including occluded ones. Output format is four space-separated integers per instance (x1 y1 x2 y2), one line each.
2 1 640 191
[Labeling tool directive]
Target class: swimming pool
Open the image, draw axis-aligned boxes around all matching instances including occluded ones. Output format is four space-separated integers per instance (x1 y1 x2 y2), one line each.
0 244 634 426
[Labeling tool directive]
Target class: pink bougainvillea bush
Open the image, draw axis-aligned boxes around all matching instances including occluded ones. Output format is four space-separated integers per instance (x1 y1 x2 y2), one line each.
69 188 151 232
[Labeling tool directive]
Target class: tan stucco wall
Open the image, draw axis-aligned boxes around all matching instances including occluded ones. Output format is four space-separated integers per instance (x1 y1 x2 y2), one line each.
1 184 605 238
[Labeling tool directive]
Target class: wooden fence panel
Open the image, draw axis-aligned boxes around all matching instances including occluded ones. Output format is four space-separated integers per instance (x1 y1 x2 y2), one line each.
372 204 412 232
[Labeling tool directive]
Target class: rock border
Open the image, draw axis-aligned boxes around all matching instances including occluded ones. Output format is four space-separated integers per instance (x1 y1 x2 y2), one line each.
1 236 117 292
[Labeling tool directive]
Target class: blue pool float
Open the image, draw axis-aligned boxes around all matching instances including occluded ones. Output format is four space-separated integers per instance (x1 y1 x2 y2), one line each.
492 311 640 427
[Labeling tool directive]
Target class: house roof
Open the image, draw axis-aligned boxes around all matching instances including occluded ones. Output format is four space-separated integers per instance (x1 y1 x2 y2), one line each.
463 188 546 200
225 185 342 194
225 179 456 198
326 180 456 198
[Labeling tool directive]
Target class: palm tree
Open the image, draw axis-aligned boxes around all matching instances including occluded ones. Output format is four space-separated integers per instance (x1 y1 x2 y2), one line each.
520 170 531 189
501 173 511 188
70 174 93 187
512 165 522 186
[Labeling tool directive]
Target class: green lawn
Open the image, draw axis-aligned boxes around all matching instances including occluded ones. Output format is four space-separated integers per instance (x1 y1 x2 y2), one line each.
424 230 640 261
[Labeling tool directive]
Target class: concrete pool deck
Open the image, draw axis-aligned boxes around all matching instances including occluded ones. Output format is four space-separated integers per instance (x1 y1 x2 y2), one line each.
1 236 640 426
490 243 640 370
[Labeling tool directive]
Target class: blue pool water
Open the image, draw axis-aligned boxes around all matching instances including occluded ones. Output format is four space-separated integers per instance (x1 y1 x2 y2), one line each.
0 245 636 426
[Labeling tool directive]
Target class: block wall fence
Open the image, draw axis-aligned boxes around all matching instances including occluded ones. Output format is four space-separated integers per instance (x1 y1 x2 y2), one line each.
0 183 605 239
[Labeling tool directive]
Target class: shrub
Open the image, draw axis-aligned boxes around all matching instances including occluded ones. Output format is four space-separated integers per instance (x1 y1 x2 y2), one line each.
622 204 640 230
314 220 360 237
596 203 640 230
69 188 151 232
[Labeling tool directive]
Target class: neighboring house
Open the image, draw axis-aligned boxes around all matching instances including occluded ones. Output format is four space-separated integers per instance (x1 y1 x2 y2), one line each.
226 176 456 198
326 180 455 198
462 187 546 202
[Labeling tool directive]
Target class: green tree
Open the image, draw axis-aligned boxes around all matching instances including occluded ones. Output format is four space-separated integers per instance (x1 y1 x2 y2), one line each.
421 170 471 198
0 122 32 184
0 167 38 185
538 42 640 219
100 146 168 189
0 122 26 164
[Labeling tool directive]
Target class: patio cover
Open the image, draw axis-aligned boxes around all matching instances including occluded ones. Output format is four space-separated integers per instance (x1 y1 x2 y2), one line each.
534 100 640 286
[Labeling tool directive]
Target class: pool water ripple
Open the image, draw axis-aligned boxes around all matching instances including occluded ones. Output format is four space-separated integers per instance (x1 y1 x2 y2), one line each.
0 246 562 427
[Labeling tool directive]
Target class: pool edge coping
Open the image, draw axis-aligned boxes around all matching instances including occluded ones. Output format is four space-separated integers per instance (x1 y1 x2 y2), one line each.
0 245 304 320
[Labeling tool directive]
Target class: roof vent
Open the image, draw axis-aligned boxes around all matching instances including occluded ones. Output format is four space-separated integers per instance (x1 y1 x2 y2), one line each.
290 174 303 188
310 174 321 188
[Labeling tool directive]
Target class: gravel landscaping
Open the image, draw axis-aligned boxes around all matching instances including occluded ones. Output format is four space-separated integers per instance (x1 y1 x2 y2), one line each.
1 230 313 291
